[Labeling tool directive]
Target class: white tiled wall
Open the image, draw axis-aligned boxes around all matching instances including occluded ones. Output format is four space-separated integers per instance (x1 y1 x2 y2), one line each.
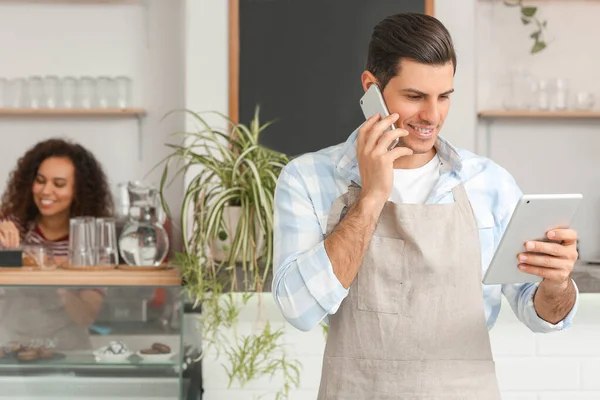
201 294 600 400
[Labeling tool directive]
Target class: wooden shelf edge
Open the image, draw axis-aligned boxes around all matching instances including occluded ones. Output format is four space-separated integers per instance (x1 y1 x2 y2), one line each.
478 110 600 119
0 0 141 4
0 267 181 286
0 108 146 117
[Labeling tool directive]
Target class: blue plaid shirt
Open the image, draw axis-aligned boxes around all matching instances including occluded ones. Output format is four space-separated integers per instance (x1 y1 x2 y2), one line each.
272 128 579 332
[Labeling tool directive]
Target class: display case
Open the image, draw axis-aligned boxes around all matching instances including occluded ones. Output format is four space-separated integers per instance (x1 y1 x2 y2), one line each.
0 267 202 400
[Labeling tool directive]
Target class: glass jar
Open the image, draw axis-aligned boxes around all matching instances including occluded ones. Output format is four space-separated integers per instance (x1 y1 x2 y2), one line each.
118 206 169 266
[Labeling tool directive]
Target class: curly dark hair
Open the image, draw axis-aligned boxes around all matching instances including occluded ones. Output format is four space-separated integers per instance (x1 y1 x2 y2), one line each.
0 138 114 226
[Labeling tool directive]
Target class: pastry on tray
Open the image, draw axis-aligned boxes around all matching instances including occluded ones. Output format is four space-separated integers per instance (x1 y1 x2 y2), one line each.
3 342 22 355
140 348 161 355
151 343 171 354
17 349 39 361
36 347 54 359
137 342 174 362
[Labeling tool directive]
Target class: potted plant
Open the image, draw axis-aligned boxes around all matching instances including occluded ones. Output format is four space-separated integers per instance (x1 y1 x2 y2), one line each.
158 107 301 399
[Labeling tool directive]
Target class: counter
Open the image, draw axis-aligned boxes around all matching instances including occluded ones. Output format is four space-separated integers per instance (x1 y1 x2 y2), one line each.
0 266 201 400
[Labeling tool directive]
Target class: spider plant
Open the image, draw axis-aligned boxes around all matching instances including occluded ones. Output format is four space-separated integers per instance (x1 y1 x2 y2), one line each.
157 107 300 398
160 106 288 285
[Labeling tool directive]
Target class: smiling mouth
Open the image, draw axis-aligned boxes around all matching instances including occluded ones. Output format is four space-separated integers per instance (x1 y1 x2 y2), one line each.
408 124 436 134
39 199 55 206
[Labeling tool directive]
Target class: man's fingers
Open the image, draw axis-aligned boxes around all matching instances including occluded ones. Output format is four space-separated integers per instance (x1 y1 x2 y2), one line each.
358 114 382 147
386 145 414 161
375 129 409 154
364 113 400 151
518 263 568 281
523 240 564 257
517 252 572 270
547 228 578 244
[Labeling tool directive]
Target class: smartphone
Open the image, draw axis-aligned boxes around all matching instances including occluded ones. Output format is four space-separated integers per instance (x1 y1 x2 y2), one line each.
359 83 399 150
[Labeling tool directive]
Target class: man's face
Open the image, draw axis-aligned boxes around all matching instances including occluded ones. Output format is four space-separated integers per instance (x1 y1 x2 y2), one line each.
364 59 455 155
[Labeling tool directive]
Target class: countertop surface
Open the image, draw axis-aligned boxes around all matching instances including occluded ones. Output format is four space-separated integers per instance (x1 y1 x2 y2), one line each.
571 261 600 293
0 266 181 286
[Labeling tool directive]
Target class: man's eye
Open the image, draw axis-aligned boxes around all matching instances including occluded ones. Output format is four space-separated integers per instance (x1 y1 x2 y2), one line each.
407 95 421 100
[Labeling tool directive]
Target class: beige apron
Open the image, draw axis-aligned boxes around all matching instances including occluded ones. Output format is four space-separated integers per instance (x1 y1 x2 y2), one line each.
317 182 501 400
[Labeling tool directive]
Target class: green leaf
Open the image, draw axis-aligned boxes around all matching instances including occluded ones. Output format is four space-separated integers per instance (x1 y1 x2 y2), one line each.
530 31 540 40
521 6 537 17
521 17 531 25
531 40 547 54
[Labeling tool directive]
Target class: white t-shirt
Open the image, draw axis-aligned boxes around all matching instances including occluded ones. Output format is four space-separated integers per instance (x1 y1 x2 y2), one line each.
389 155 441 204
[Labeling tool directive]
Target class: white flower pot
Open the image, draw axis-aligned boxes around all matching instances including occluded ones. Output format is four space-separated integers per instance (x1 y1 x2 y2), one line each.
210 205 265 263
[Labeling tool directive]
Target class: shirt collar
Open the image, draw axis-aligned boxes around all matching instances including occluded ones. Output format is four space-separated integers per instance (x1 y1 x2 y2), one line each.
335 127 463 185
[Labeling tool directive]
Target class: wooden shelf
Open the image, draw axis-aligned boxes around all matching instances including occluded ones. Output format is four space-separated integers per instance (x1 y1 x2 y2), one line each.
0 0 140 4
0 266 181 286
0 108 145 117
478 110 600 119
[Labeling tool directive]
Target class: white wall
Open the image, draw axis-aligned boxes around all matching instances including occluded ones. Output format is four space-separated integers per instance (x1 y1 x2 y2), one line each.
435 0 477 152
476 1 600 261
0 1 185 228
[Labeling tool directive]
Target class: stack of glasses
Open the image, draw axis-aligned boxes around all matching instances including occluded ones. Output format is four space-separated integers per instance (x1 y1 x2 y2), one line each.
69 217 119 267
0 75 132 109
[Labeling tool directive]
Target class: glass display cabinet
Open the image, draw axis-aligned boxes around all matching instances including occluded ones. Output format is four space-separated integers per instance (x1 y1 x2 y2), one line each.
0 267 202 400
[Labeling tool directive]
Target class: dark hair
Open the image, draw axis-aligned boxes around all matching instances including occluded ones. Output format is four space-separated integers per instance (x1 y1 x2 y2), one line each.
366 13 457 90
0 138 114 226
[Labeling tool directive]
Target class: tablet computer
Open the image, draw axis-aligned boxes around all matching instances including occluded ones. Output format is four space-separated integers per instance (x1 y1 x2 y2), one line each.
482 193 583 285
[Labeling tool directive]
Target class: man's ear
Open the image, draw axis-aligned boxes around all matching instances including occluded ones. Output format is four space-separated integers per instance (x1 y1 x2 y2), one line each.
361 70 379 92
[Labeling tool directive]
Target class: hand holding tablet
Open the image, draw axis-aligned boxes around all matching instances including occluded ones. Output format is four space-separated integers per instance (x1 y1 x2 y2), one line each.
482 194 582 285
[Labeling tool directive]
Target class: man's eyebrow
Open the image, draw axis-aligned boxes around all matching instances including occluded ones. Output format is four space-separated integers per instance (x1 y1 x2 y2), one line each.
401 88 455 96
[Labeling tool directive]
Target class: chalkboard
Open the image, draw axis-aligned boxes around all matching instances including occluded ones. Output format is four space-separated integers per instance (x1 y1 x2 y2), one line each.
235 0 431 157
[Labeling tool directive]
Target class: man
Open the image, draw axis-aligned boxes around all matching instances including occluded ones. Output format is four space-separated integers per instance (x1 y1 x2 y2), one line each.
271 13 578 400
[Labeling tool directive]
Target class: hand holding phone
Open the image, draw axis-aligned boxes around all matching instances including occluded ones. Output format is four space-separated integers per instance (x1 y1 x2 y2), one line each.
355 108 412 205
360 84 400 151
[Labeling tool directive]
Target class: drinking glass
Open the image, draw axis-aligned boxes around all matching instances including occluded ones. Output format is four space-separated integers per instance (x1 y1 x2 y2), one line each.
68 217 95 266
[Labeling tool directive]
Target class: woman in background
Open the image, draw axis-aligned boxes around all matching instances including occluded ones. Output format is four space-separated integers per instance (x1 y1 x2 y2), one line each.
0 138 113 254
0 138 114 351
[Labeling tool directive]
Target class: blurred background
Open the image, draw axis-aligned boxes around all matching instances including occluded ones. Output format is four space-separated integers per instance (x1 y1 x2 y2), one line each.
0 1 598 399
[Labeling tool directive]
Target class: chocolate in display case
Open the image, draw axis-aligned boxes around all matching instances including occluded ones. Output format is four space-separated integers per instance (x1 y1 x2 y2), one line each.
0 268 203 400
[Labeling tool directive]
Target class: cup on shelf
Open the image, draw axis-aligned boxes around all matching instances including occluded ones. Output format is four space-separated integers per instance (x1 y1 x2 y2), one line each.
27 76 44 109
4 78 25 108
43 75 61 109
501 68 536 110
96 76 115 109
95 218 118 266
574 91 595 111
535 79 551 111
78 76 96 109
60 77 77 109
114 76 132 109
551 78 569 111
68 217 96 267
21 244 55 269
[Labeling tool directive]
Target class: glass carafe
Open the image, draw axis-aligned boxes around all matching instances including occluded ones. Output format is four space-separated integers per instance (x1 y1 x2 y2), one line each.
118 181 169 266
